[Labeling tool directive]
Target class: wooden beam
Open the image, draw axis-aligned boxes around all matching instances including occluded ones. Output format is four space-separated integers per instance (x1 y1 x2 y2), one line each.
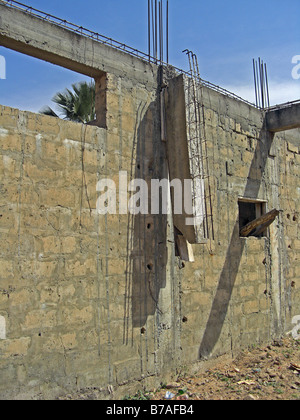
240 209 279 238
175 235 195 262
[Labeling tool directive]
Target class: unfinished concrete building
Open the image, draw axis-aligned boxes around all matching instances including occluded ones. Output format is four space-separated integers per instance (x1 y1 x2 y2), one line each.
0 1 299 400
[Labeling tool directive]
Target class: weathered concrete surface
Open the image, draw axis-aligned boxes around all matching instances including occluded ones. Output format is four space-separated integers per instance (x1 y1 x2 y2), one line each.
0 68 181 399
1 83 300 398
164 75 196 243
0 3 157 86
0 3 158 129
0 2 299 401
266 102 300 132
165 76 300 363
1 75 300 398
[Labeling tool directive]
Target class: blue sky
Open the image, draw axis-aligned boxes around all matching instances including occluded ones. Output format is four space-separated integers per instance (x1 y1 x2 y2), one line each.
0 0 299 112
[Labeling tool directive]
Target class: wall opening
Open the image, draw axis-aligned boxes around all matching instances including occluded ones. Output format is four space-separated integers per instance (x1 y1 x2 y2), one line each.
238 198 267 238
0 47 107 128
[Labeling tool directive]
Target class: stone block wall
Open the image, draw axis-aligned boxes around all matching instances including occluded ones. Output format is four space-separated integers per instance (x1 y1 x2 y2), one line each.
165 75 300 365
0 70 299 399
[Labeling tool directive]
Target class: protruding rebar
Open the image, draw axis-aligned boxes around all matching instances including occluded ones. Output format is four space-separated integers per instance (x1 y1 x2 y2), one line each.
253 57 270 109
264 62 270 107
166 0 169 64
253 59 258 107
148 0 151 61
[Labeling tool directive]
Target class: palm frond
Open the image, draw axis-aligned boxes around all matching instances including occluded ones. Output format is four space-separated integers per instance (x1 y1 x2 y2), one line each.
40 81 96 123
39 106 59 118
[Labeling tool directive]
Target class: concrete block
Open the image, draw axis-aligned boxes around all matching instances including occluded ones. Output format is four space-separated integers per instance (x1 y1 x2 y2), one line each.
243 300 259 314
0 337 31 358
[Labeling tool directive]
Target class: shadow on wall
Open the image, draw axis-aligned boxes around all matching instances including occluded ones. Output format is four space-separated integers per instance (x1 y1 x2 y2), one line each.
198 120 276 359
123 82 169 345
120 75 279 357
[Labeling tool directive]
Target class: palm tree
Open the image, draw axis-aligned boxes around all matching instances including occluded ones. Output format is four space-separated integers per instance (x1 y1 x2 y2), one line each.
40 80 95 124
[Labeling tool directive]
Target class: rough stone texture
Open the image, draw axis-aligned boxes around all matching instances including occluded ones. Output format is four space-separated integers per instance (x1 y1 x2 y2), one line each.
0 3 299 401
0 70 180 399
0 73 299 399
165 76 300 366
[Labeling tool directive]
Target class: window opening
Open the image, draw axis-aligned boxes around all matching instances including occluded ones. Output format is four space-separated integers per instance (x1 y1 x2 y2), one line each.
0 47 107 128
239 199 268 238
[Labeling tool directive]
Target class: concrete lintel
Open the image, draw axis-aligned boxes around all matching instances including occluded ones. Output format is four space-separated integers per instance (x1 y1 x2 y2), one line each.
0 4 157 85
266 102 300 132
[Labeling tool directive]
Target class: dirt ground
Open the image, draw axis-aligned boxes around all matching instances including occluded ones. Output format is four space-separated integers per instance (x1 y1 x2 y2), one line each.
147 337 300 401
58 336 299 401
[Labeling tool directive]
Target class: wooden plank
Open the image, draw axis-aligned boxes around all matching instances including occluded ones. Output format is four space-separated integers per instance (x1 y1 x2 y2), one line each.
254 218 276 237
176 235 195 262
240 209 279 238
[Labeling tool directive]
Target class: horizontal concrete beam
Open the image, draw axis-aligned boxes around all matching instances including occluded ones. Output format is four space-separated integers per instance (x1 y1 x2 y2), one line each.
0 4 157 85
266 102 300 132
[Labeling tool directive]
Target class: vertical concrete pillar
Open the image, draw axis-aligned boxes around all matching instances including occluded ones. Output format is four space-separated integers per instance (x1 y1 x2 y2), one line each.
94 73 107 129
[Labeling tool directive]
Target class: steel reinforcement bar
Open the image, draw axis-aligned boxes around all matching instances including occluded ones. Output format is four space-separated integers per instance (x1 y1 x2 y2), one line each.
1 0 258 108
